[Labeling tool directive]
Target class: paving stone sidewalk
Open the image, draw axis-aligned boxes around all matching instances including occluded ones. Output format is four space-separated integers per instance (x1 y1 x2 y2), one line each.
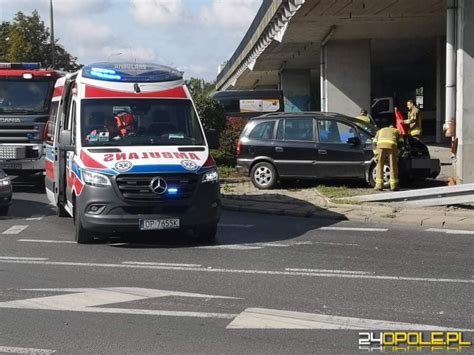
221 181 474 231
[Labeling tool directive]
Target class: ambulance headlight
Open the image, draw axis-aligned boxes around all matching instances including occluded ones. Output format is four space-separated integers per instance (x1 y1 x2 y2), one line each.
82 170 111 187
202 169 219 183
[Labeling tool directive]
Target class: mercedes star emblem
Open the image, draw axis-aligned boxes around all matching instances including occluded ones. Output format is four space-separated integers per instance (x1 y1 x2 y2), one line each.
149 177 167 195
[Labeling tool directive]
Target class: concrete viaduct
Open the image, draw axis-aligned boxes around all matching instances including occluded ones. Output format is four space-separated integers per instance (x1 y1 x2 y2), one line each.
216 0 474 184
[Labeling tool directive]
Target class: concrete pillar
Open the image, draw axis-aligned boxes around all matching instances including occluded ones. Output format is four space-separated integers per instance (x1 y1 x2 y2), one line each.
456 0 474 183
279 69 311 112
325 40 371 116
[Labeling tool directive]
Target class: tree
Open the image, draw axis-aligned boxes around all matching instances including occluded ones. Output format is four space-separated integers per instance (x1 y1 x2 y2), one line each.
193 94 227 134
0 11 80 71
186 77 215 98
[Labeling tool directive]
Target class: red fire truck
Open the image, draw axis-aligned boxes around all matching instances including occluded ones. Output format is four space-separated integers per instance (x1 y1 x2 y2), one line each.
0 63 61 175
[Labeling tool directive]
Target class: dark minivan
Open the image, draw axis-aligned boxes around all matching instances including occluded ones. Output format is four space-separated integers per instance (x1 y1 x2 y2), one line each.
236 112 440 189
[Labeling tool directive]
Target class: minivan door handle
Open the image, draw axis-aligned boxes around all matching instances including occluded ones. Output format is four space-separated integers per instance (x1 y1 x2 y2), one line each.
275 147 284 153
318 149 327 155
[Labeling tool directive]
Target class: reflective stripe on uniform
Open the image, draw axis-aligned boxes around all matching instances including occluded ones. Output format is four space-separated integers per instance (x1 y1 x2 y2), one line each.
410 129 422 136
376 140 397 146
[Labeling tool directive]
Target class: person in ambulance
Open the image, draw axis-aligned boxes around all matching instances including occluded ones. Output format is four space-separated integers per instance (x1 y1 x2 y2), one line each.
86 112 135 142
46 62 221 244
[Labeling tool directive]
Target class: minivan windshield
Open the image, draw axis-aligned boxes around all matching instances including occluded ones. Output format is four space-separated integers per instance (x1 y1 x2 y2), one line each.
81 99 205 147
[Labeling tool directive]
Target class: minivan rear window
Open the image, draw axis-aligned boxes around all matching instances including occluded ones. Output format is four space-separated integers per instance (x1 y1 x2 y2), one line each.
249 121 275 140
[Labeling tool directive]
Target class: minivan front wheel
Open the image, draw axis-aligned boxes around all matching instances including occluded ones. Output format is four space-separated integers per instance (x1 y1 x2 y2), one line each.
369 163 390 189
251 162 277 189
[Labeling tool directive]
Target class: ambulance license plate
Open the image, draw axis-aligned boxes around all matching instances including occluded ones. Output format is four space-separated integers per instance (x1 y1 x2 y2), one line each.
139 218 180 231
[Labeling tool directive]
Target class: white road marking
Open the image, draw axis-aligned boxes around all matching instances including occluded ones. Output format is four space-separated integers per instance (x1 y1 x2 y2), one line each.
2 225 29 234
0 287 237 319
123 261 202 267
0 259 472 284
0 346 56 354
219 223 254 228
197 244 263 250
18 239 75 244
285 268 374 275
0 256 48 261
25 215 45 221
226 308 472 330
253 242 289 247
426 228 474 235
319 227 388 232
312 241 359 246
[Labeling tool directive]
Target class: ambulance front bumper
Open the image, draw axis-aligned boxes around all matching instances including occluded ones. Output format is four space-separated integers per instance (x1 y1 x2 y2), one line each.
76 180 221 234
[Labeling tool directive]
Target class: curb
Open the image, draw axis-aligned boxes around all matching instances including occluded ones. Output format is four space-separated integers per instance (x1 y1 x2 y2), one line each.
221 199 474 231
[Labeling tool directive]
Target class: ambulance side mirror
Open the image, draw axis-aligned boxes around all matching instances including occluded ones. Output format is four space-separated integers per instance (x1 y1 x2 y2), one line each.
206 129 219 150
59 130 74 151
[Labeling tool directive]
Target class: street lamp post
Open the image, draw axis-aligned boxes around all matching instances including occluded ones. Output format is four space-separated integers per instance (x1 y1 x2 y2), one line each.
50 0 55 68
108 52 123 61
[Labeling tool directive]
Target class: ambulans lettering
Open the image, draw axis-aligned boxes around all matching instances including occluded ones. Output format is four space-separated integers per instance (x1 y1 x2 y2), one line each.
103 151 202 162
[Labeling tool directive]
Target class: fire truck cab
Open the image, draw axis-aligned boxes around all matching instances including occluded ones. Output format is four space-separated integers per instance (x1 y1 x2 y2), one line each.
0 63 60 174
45 62 221 244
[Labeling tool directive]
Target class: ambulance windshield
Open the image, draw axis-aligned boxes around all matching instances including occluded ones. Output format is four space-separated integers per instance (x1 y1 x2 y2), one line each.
81 99 205 146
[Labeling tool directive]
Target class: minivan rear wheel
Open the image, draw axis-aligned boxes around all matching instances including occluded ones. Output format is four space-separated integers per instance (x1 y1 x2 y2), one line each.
251 162 277 189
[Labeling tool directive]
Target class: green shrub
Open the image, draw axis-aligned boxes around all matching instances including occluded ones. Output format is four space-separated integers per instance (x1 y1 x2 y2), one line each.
215 117 247 167
194 94 226 134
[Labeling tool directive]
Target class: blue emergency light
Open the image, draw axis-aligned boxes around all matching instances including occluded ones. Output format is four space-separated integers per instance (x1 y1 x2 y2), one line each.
167 187 178 195
82 62 183 83
0 62 41 70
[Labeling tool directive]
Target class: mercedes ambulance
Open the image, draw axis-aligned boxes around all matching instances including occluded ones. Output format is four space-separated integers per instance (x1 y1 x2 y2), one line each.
45 62 221 243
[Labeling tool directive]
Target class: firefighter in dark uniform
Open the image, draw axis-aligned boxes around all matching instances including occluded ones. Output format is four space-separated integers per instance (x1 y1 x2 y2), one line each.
404 99 422 138
373 125 404 191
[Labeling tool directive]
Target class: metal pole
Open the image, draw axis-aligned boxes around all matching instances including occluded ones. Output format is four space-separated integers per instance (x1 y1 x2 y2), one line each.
436 37 443 143
445 0 457 137
50 0 55 68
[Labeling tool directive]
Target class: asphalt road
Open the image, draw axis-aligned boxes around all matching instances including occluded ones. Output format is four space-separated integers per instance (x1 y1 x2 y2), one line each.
0 178 473 354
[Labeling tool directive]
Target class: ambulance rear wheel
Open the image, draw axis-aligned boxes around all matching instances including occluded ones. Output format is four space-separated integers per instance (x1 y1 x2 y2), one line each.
74 211 93 244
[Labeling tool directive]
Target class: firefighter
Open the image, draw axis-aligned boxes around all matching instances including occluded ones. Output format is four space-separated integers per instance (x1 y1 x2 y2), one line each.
356 109 371 124
373 125 404 191
404 99 422 138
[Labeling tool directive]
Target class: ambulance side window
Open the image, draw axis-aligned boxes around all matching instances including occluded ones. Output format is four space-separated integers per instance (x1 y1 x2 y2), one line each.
46 101 59 144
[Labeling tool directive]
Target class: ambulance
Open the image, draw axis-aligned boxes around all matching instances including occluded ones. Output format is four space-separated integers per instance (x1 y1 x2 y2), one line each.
45 62 221 243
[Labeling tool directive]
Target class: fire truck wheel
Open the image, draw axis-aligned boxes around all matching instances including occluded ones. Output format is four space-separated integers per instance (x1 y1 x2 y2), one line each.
74 211 94 244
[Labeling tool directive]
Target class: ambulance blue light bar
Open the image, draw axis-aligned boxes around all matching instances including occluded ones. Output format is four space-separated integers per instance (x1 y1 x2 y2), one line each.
82 62 183 83
0 62 41 70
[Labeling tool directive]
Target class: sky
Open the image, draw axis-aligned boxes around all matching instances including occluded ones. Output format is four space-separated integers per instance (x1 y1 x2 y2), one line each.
0 0 262 81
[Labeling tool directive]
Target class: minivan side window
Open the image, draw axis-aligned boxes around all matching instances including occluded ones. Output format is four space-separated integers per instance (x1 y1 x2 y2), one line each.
318 120 357 144
284 118 314 141
248 121 275 140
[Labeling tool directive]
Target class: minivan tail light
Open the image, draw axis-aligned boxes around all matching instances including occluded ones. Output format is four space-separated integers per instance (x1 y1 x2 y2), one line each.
236 140 241 156
203 154 216 168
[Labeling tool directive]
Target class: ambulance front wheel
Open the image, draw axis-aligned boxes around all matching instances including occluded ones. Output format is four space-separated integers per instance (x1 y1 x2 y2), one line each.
195 223 218 244
74 209 94 244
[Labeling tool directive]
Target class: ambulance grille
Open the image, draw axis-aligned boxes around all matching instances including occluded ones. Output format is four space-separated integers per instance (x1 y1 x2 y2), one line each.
115 173 199 201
